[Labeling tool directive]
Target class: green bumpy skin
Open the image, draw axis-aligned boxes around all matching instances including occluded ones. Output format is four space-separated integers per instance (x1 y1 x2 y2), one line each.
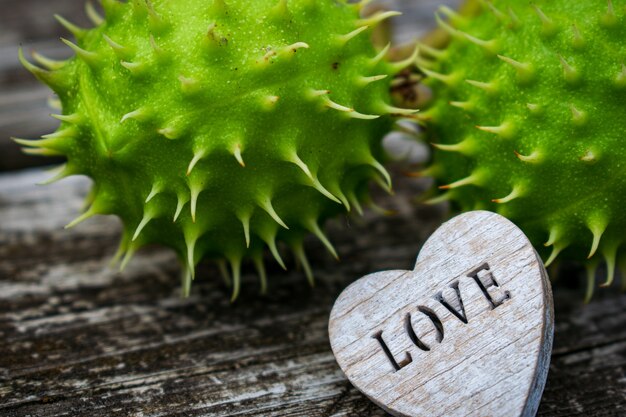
419 0 626 297
18 0 417 298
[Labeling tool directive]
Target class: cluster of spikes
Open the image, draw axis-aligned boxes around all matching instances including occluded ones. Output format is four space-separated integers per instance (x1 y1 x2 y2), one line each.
16 0 419 299
416 0 626 301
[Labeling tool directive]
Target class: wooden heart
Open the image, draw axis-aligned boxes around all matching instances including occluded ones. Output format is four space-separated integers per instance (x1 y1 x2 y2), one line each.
329 211 554 417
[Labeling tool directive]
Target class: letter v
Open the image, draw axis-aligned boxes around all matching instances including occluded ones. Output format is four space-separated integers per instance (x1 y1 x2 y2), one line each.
434 280 468 324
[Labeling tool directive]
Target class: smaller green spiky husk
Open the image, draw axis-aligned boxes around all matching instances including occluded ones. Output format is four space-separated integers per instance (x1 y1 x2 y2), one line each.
418 0 626 300
18 0 418 299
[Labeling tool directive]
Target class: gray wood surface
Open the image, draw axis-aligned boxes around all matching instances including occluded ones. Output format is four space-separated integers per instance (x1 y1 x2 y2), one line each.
1 1 625 416
1 169 625 417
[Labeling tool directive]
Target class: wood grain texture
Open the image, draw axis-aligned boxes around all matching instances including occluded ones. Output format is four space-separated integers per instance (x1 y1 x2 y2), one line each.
330 211 554 417
1 0 625 416
1 169 625 417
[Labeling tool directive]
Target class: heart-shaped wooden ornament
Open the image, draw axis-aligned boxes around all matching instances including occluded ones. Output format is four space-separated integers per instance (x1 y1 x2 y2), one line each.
329 211 554 417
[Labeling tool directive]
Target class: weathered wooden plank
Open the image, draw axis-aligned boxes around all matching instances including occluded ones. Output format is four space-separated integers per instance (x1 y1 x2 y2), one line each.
0 169 625 416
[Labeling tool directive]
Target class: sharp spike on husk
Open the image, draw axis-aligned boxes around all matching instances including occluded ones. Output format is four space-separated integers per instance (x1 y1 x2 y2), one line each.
584 261 598 303
280 42 309 56
37 163 76 185
388 43 419 73
306 219 338 260
422 68 458 85
121 60 145 75
380 103 419 116
158 126 180 140
545 243 566 267
229 257 242 302
293 242 315 287
65 206 97 229
232 144 245 167
615 64 626 88
587 221 607 259
61 38 99 65
463 33 499 54
600 244 618 287
119 244 136 272
307 89 330 100
237 212 252 248
371 43 391 66
369 158 392 191
358 74 388 86
121 108 148 123
347 191 364 215
497 54 534 82
571 24 585 49
492 185 524 204
485 1 507 21
447 98 469 109
532 4 558 37
185 239 197 280
259 198 289 229
173 193 188 222
337 26 369 44
438 5 465 26
570 104 588 126
439 171 481 190
266 235 287 270
85 1 104 26
417 42 445 60
526 103 542 115
253 254 268 295
544 226 561 247
145 184 161 203
357 11 402 27
515 150 543 164
466 79 498 94
324 97 353 113
348 111 380 120
187 150 206 176
559 55 580 84
51 113 81 124
132 212 153 241
18 48 66 90
217 259 231 287
103 34 132 57
54 14 87 40
424 191 452 205
189 184 203 223
507 7 521 29
181 266 193 297
602 0 617 27
287 151 313 179
32 52 66 71
432 139 470 153
310 176 341 204
476 121 515 139
435 12 458 37
179 75 200 94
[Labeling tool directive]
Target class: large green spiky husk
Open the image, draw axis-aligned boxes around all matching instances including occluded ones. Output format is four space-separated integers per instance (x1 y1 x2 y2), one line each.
419 0 626 298
18 0 416 298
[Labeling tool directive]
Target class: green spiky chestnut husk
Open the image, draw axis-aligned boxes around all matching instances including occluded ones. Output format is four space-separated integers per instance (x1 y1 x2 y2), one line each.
419 0 626 298
18 0 417 299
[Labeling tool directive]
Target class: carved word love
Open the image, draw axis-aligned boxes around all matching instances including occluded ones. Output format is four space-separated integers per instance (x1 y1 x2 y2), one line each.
374 262 511 373
329 211 554 417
